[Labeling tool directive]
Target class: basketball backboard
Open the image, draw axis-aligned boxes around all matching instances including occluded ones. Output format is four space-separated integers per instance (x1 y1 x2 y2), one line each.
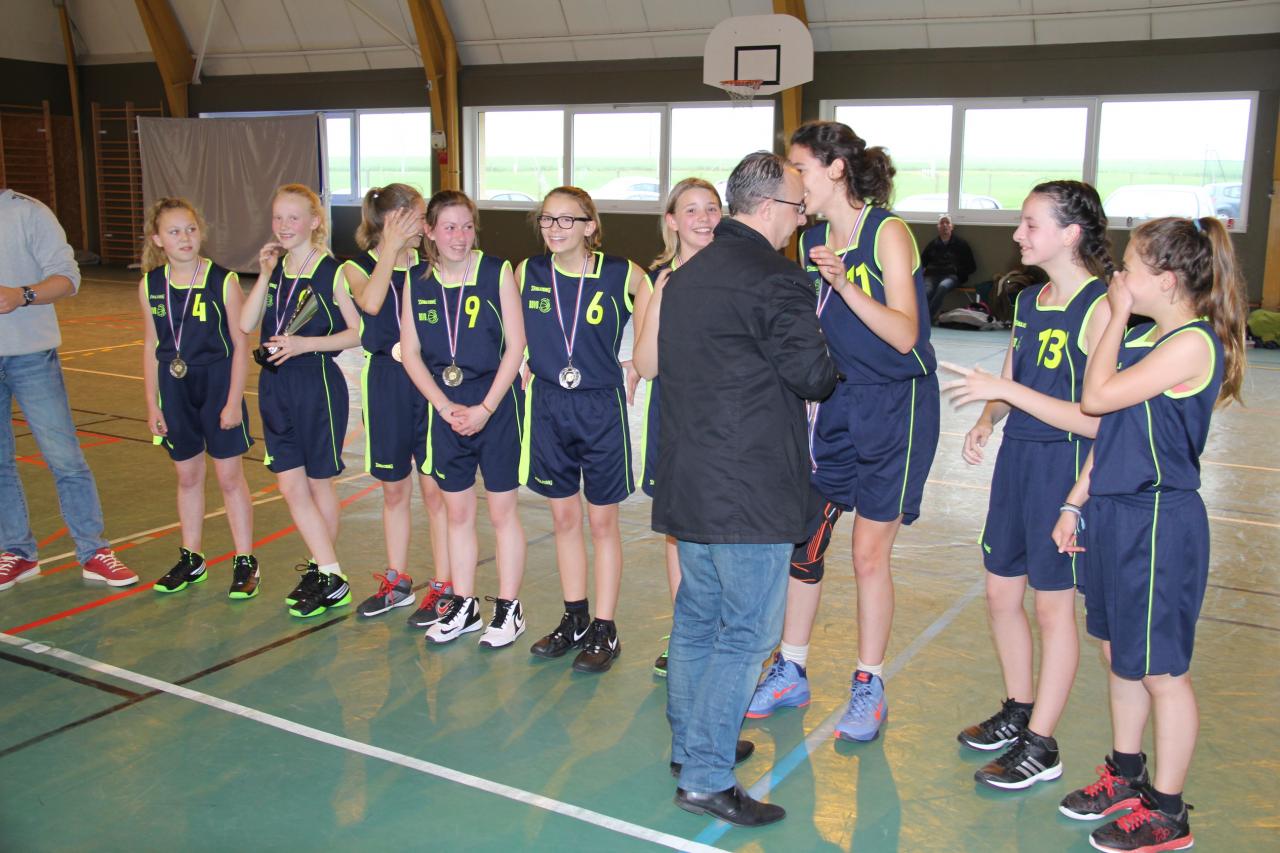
703 14 814 98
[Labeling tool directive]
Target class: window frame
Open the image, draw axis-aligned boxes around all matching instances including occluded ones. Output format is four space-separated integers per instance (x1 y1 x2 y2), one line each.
822 91 1257 232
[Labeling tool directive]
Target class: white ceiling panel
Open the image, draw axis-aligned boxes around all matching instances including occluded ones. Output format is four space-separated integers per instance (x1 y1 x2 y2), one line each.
1031 0 1144 12
486 0 569 40
283 0 360 49
218 0 299 52
365 47 422 69
728 0 773 16
927 19 1035 47
498 39 578 63
560 0 651 35
815 0 927 22
924 0 1033 16
442 0 496 41
458 43 505 64
67 0 149 58
1154 3 1280 38
652 32 713 57
1035 13 1151 44
825 23 929 51
572 36 657 61
640 0 734 31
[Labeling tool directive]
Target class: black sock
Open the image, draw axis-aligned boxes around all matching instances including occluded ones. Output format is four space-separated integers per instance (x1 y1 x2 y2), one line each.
595 617 615 633
1112 750 1145 779
564 599 589 616
1150 787 1183 815
1009 699 1034 711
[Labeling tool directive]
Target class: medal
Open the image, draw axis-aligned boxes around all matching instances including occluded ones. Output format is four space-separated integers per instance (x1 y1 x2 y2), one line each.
437 251 475 388
163 259 201 379
391 341 403 363
816 204 869 316
558 364 582 389
551 254 591 391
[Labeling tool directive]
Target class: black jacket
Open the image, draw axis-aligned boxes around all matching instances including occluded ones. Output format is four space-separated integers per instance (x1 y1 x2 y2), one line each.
922 235 977 283
652 218 838 544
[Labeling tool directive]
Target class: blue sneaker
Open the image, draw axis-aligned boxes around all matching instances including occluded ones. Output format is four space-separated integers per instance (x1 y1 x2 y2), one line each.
834 670 887 741
745 653 810 719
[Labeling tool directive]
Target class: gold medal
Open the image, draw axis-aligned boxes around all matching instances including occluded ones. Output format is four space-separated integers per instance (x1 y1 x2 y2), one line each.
169 357 188 379
391 342 403 363
442 363 464 387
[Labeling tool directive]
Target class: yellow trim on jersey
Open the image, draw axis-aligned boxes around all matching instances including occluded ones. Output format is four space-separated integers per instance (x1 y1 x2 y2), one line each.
872 214 922 277
1160 326 1217 399
431 249 481 288
551 250 604 279
1033 276 1098 313
163 258 213 290
1076 292 1106 355
367 247 419 271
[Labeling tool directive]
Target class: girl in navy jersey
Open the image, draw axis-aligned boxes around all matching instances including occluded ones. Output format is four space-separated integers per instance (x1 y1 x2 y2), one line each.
519 186 650 674
398 190 528 648
632 177 722 676
239 184 361 618
1051 217 1246 853
941 181 1114 791
343 184 453 624
746 121 940 743
140 198 257 598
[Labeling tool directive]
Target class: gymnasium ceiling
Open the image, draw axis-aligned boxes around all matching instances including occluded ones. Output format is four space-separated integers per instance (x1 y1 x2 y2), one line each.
4 0 1279 74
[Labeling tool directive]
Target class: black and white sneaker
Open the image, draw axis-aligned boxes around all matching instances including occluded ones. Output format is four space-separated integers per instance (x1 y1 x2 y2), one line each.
285 560 321 606
975 730 1063 790
288 571 351 618
572 619 621 673
529 609 591 659
357 569 415 617
425 595 482 644
154 547 207 593
958 697 1032 751
227 554 260 600
479 597 525 648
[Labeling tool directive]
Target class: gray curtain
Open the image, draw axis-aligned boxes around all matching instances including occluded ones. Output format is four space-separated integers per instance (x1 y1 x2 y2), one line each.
138 115 325 272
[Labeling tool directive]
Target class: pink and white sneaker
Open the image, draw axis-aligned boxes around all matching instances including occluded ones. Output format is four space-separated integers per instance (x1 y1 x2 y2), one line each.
0 552 40 591
81 548 138 587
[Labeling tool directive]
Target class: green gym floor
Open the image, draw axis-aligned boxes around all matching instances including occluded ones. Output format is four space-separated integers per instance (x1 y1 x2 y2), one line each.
2 268 1277 852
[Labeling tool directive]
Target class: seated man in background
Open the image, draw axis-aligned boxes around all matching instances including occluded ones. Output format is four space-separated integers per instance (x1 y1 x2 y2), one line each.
923 214 977 322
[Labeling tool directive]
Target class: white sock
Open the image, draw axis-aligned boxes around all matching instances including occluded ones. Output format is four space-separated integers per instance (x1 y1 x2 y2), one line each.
856 659 884 677
317 562 344 579
780 642 809 668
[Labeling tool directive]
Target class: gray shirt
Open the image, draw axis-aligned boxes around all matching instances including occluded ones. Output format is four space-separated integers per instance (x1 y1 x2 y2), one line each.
0 189 81 355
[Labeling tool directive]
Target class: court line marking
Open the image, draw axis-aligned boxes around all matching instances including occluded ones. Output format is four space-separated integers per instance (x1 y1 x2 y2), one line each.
0 632 729 853
695 576 986 846
59 340 144 356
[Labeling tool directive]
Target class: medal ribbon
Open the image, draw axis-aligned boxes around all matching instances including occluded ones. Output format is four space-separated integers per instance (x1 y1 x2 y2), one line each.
164 261 201 359
551 253 591 365
273 248 318 337
438 250 475 365
815 204 869 317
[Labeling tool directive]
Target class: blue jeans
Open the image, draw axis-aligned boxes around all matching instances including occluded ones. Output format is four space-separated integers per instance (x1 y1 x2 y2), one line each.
667 540 791 793
926 273 962 318
1 349 108 564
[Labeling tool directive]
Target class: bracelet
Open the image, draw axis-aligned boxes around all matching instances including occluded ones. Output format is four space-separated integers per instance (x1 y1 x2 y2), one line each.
480 400 494 415
1059 503 1086 531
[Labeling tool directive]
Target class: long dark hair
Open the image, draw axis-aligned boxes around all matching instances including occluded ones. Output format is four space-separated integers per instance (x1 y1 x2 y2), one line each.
1029 180 1114 282
790 120 895 207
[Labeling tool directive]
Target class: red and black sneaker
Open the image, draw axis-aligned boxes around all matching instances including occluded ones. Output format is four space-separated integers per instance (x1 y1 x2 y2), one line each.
1061 755 1148 820
1089 792 1192 852
406 580 453 629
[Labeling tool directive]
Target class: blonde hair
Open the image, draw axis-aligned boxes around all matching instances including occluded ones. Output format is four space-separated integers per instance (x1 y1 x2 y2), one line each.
356 183 424 251
652 177 721 269
532 186 602 251
421 190 480 266
141 197 207 272
273 183 328 249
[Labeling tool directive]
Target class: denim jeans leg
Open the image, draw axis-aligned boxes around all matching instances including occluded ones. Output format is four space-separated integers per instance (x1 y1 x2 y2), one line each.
927 275 960 318
0 359 38 560
676 542 791 794
7 351 108 563
667 540 723 768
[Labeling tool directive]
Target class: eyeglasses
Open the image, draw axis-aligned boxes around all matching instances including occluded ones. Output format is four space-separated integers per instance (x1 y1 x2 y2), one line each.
537 214 593 229
769 197 807 215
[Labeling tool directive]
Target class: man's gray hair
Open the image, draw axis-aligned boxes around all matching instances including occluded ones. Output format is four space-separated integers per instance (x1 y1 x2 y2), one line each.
726 151 790 216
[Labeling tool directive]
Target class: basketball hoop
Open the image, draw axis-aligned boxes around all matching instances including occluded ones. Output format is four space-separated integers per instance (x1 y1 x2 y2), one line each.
720 79 763 106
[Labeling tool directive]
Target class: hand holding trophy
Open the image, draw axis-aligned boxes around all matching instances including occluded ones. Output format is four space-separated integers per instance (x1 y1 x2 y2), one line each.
254 287 319 371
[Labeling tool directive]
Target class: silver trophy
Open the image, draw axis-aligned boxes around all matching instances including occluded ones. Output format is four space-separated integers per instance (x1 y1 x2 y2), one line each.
255 288 319 371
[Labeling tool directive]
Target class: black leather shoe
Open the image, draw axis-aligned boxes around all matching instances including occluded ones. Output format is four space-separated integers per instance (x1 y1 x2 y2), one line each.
674 784 785 827
670 739 755 777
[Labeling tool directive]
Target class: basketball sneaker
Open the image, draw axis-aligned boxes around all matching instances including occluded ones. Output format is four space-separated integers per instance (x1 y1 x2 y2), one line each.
426 595 482 643
974 729 1063 790
406 580 453 628
1060 756 1149 820
227 554 260 600
529 608 592 659
834 670 888 741
958 697 1032 751
153 547 206 593
478 597 525 648
572 619 621 673
285 560 320 606
357 569 415 617
1089 792 1192 852
653 635 670 677
0 552 39 591
745 653 811 719
288 570 351 618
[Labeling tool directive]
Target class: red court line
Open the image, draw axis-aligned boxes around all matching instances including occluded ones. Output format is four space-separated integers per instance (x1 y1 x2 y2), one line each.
37 527 68 548
6 483 381 635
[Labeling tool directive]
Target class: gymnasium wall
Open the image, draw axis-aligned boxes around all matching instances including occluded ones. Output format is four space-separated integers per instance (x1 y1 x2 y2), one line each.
2 33 1276 300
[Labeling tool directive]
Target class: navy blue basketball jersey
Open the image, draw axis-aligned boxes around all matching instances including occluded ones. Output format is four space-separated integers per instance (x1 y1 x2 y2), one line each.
146 260 237 366
1090 320 1224 496
800 207 936 383
410 250 511 380
344 249 419 356
520 251 635 391
1003 278 1108 442
260 253 347 359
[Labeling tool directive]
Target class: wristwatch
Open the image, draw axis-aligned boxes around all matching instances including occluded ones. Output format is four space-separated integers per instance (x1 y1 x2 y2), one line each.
20 286 36 307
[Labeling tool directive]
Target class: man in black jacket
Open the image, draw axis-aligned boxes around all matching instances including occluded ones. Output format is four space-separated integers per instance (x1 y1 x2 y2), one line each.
654 151 838 827
923 214 977 321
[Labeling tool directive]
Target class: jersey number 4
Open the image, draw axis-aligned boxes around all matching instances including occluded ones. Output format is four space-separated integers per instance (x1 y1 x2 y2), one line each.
1036 329 1068 368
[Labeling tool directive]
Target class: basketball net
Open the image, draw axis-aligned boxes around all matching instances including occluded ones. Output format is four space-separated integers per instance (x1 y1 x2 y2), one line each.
720 79 763 107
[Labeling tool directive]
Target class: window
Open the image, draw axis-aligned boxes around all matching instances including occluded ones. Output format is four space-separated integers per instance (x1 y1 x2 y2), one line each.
834 104 952 214
325 115 352 198
466 102 775 212
960 105 1089 213
356 111 432 197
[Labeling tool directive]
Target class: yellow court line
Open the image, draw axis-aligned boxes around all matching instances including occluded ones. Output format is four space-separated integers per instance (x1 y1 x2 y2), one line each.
61 365 258 396
937 431 1280 474
60 341 144 356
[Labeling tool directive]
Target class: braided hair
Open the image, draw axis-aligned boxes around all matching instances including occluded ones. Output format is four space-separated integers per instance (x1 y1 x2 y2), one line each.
1030 180 1114 282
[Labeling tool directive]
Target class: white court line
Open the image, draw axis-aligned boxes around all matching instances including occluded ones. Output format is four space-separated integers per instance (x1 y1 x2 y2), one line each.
0 632 728 853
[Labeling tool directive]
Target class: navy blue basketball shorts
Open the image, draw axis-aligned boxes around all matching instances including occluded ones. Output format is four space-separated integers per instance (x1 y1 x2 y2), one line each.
520 378 634 506
258 356 349 479
981 437 1087 592
361 353 428 482
1082 490 1209 680
639 376 660 498
810 374 940 525
156 358 252 462
426 375 521 494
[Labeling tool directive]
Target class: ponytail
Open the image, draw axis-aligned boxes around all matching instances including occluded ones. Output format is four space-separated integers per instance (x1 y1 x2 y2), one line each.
356 183 423 252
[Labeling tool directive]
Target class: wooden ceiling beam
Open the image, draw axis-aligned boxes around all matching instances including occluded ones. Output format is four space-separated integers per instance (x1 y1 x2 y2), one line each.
406 0 461 191
133 0 194 117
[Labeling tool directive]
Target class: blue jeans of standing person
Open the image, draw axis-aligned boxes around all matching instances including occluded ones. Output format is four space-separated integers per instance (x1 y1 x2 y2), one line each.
668 541 791 793
0 349 108 564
